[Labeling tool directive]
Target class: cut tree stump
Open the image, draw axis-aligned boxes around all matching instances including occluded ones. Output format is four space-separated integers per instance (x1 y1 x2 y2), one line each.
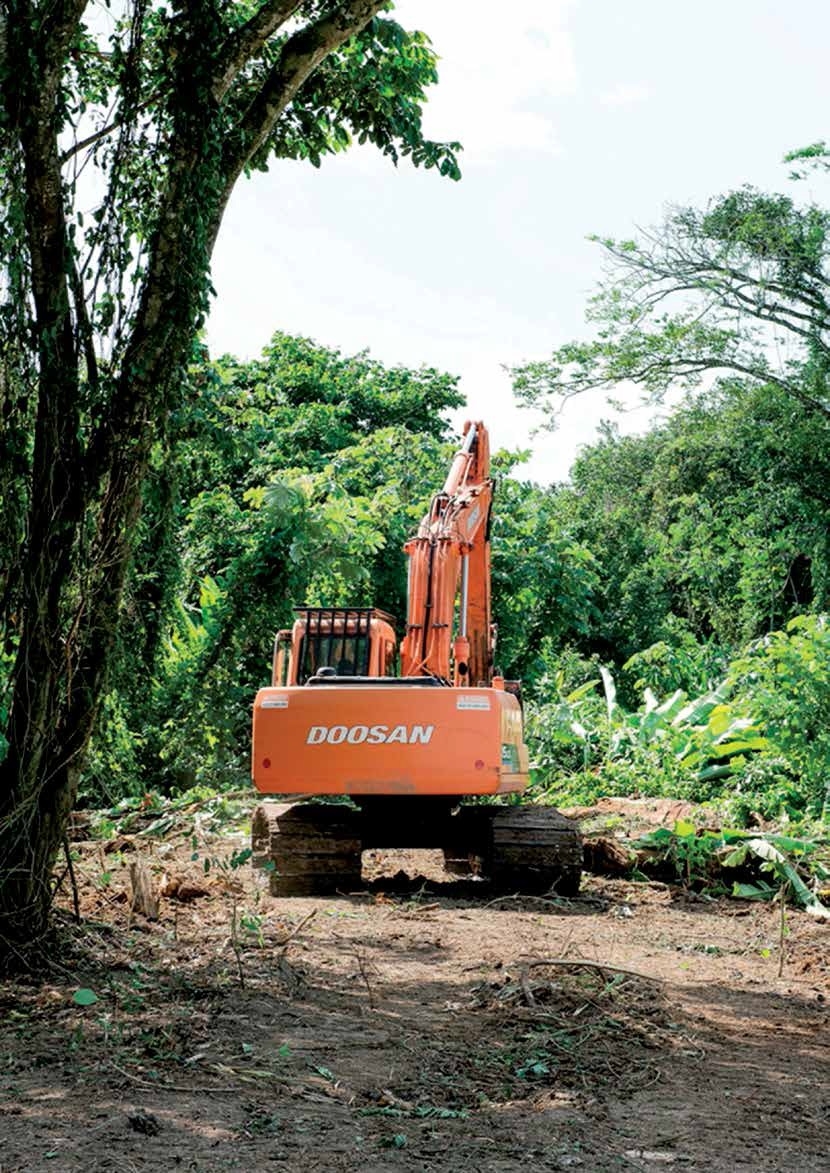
129 860 159 919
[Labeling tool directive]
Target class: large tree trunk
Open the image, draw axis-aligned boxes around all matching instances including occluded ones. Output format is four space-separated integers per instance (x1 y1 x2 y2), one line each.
0 0 391 961
0 330 205 957
0 185 216 962
0 2 90 954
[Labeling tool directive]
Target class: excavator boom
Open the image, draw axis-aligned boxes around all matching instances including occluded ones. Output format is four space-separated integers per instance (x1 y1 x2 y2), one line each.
400 421 493 685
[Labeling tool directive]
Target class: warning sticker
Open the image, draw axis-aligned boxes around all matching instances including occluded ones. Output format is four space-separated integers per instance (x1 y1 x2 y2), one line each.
456 694 491 711
261 696 289 709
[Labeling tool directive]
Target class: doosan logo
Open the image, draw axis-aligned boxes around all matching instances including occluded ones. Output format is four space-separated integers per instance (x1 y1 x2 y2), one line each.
306 724 434 746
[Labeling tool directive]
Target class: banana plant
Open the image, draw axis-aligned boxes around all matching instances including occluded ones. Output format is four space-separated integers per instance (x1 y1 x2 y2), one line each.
597 667 767 781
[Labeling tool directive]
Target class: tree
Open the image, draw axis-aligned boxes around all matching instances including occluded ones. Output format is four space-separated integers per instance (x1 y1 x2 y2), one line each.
529 380 830 682
0 0 460 955
512 150 830 423
487 461 599 681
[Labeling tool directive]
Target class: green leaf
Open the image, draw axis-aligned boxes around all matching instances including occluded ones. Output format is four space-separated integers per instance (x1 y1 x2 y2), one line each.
766 835 817 855
73 988 98 1006
673 818 696 838
722 844 750 868
695 763 735 782
710 737 768 756
565 680 599 703
732 881 777 901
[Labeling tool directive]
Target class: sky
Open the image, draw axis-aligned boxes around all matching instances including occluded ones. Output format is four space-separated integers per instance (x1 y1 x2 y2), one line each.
205 0 830 482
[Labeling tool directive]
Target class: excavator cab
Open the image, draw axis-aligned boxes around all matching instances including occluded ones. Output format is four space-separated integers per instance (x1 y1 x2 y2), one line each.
272 607 397 686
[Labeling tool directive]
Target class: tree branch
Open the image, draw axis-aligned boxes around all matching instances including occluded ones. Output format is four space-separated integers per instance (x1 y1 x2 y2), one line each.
632 274 829 347
59 91 158 165
221 0 387 192
212 0 302 102
606 242 830 318
616 353 830 419
40 0 89 89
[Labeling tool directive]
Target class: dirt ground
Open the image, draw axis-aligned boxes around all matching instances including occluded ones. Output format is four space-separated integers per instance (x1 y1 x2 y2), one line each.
1 805 829 1173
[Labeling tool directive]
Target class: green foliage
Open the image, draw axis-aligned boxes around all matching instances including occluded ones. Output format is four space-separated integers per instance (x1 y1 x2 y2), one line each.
79 692 146 808
528 613 830 819
83 334 463 797
490 475 600 677
527 658 765 809
534 381 830 664
727 615 830 815
636 822 830 915
248 17 461 178
622 622 726 700
512 153 830 420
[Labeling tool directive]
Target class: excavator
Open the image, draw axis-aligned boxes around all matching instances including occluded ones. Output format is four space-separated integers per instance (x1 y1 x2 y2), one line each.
250 421 582 895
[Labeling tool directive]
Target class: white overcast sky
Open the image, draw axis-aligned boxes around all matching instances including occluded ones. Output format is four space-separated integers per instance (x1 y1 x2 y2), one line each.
205 0 830 482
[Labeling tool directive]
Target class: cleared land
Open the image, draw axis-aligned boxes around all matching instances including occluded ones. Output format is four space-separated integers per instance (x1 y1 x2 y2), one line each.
1 805 828 1172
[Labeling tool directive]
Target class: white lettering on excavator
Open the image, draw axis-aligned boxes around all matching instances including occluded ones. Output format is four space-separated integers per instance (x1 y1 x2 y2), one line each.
306 724 434 746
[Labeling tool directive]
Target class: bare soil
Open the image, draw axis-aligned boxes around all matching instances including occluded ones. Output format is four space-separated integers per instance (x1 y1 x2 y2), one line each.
1 804 829 1172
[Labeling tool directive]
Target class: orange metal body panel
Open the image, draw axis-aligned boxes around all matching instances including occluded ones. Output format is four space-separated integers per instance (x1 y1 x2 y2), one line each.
252 684 529 797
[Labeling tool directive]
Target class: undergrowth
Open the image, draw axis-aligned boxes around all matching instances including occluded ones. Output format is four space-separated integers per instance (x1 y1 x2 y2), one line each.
634 820 830 915
526 615 830 823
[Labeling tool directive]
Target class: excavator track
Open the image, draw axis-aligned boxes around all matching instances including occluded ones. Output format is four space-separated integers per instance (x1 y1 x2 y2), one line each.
252 800 582 896
486 806 583 896
251 802 362 896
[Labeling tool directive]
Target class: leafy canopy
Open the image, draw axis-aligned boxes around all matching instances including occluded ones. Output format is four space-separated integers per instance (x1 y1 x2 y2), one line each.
512 148 830 423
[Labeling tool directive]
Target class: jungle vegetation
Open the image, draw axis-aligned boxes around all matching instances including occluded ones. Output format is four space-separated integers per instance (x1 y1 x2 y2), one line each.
1 0 828 954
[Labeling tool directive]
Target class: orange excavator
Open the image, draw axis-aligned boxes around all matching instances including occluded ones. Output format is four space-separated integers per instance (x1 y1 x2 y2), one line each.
250 421 582 894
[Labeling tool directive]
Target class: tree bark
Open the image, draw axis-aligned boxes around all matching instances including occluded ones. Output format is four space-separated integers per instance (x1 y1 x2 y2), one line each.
0 0 91 953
